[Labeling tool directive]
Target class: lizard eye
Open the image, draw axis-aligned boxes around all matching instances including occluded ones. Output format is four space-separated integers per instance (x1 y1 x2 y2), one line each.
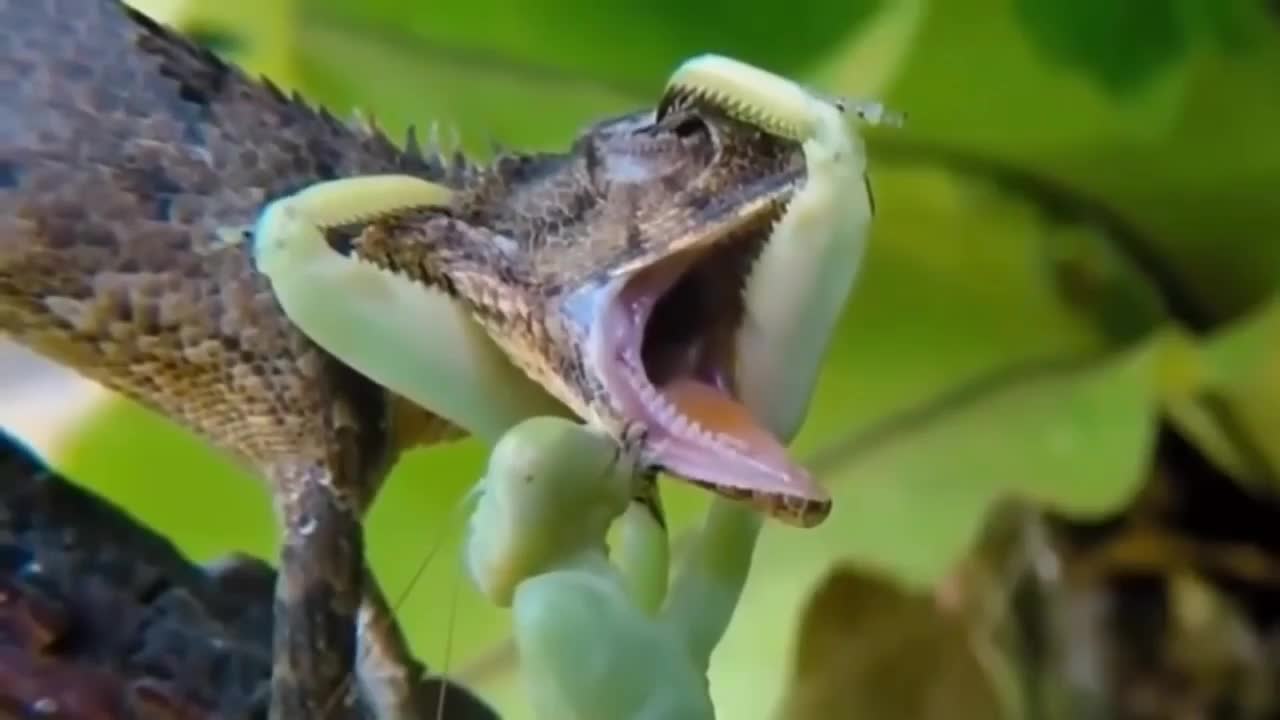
655 110 714 154
633 109 707 143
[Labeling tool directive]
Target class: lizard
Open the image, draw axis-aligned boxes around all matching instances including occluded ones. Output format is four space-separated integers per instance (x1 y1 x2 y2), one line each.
0 0 884 716
0 427 496 720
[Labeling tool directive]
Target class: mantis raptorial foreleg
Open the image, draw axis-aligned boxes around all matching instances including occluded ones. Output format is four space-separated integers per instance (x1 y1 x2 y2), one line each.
251 174 565 444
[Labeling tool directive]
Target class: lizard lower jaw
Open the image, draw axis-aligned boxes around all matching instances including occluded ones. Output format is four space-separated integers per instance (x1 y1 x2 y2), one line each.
590 231 829 527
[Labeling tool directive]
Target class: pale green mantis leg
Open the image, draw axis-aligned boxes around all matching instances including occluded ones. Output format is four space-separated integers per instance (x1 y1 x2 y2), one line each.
251 173 565 445
462 415 795 720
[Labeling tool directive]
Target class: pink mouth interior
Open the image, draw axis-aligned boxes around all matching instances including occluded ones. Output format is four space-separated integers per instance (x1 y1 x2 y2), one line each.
596 250 828 518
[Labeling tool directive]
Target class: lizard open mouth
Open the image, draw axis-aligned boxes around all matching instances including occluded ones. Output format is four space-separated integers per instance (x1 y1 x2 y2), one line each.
590 203 828 525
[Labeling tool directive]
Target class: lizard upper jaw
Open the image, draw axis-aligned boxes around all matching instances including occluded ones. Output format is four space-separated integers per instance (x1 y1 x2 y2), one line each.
580 199 825 525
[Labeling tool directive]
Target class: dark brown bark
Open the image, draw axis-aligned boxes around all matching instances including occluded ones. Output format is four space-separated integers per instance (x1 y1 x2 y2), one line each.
0 429 497 720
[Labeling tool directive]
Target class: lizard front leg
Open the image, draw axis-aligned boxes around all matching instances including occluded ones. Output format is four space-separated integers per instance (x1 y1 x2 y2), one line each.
267 459 363 719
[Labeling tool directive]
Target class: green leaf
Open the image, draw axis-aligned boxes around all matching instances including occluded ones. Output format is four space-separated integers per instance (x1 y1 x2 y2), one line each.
293 16 637 152
1182 0 1277 51
1178 295 1280 494
806 0 928 96
1014 0 1190 95
56 398 278 563
1199 295 1280 392
791 161 1108 456
159 0 302 88
1034 218 1171 344
855 0 1280 322
302 0 880 96
869 0 1195 153
819 336 1160 588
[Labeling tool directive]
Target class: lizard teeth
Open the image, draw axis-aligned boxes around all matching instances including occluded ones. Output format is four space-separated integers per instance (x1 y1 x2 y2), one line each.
622 359 745 453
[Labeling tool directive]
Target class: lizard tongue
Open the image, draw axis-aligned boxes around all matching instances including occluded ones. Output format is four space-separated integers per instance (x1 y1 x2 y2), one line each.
653 377 816 502
662 378 781 453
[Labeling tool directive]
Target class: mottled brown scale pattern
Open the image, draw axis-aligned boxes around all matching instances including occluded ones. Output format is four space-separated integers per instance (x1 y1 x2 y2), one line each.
0 430 498 720
0 0 475 716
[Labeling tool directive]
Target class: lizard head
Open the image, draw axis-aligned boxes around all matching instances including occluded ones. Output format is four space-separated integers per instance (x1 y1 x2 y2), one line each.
324 56 884 527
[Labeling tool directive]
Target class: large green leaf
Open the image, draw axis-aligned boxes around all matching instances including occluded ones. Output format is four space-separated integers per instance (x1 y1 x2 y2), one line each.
865 0 1280 320
1015 0 1190 95
56 398 277 563
1015 0 1267 95
1180 296 1280 494
819 335 1161 587
303 0 878 95
293 16 636 152
129 0 301 87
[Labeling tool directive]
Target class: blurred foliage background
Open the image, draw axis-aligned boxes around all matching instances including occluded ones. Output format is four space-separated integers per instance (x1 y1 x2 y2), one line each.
14 0 1280 717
